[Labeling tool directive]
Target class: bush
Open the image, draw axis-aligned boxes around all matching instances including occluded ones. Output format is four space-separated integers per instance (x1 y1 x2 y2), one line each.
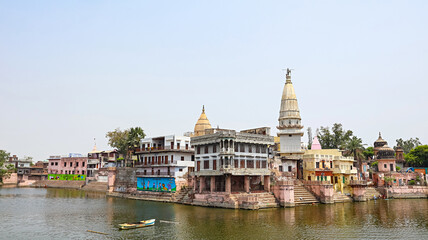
396 166 401 171
408 180 416 185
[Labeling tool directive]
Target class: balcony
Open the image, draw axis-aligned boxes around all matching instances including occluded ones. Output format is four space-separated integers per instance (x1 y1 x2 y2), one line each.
136 172 175 178
137 145 194 153
333 168 358 174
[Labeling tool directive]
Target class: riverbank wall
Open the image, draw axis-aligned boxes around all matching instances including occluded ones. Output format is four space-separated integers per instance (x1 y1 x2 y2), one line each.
379 186 428 199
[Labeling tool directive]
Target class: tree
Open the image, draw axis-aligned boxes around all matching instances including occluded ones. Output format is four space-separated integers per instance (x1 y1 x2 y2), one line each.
395 138 421 154
106 127 146 167
317 123 353 149
363 147 374 160
307 127 313 149
344 136 365 179
0 150 15 182
405 145 428 167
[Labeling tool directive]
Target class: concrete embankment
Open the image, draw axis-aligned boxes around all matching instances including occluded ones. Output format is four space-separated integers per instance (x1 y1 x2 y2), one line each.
107 191 175 202
33 180 86 189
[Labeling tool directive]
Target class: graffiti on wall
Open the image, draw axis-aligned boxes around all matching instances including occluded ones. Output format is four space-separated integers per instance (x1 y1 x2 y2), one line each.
48 174 86 181
137 177 176 192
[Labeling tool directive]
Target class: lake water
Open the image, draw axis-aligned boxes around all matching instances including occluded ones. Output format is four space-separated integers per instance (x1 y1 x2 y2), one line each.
0 187 427 239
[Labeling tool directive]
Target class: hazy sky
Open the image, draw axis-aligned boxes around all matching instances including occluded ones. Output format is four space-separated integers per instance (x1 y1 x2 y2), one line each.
1 1 427 161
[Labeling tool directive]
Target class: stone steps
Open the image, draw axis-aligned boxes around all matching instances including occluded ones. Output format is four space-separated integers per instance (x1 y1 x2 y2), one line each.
294 185 319 204
333 192 353 203
365 187 381 200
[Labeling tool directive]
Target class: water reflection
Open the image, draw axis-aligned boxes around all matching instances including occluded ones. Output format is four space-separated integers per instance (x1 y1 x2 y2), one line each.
0 187 427 240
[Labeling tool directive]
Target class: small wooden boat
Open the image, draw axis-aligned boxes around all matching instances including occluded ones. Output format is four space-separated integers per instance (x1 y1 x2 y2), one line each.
118 219 155 230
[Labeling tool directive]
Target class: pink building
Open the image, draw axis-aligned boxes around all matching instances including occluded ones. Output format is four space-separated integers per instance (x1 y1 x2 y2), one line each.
48 154 88 175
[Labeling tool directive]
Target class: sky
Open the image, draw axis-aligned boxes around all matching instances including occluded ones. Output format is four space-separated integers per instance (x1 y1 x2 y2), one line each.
1 1 427 161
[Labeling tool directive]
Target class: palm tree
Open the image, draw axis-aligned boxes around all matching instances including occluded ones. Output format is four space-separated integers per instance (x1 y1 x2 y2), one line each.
345 136 365 179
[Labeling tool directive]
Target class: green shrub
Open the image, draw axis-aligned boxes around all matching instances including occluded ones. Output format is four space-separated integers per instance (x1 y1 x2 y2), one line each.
408 180 416 185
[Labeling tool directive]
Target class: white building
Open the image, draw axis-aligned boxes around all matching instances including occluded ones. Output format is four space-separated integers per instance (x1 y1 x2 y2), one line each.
134 135 195 191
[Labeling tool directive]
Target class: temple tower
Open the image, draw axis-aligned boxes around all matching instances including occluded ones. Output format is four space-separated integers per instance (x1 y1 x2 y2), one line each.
277 69 304 178
277 69 304 156
192 105 212 137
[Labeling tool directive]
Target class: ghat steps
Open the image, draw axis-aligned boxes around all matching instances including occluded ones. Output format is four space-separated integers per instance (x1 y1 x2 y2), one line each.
333 192 353 203
294 185 319 205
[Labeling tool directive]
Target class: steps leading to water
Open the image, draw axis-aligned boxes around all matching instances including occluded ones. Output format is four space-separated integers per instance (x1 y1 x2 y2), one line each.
81 182 108 192
365 187 381 200
294 185 319 205
333 192 353 203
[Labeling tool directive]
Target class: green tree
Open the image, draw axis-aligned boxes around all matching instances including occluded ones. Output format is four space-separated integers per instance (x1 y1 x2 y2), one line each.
405 145 428 167
394 137 421 154
363 147 374 160
317 123 353 149
0 150 15 182
106 127 146 167
344 136 365 177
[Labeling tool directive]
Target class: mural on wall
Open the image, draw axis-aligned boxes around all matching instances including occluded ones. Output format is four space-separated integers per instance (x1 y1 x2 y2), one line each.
137 177 176 192
48 174 86 181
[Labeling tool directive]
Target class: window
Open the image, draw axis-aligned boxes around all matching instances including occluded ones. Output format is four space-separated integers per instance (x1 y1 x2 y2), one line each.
157 170 160 175
83 162 85 167
279 166 283 172
70 162 73 167
235 144 238 152
144 170 147 175
384 164 387 168
76 170 79 174
82 170 85 175
213 144 217 153
248 145 252 153
181 156 184 161
288 166 292 172
205 146 209 154
204 160 209 169
64 162 66 167
330 162 333 168
256 145 260 153
240 144 245 152
316 162 320 168
171 155 174 163
197 146 200 154
51 162 54 166
177 143 180 149
191 155 195 161
165 156 168 164
179 168 183 172
55 162 58 166
76 162 79 167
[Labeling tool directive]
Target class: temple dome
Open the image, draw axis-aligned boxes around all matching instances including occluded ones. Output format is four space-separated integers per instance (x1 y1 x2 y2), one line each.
377 144 395 159
374 132 387 149
193 106 212 137
311 136 322 150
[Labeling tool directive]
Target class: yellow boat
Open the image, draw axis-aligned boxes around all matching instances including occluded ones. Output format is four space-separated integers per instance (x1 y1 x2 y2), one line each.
118 219 155 230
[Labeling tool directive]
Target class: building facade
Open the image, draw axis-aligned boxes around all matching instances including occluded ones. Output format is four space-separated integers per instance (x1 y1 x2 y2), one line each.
134 135 195 192
303 148 357 194
191 128 274 193
47 154 88 176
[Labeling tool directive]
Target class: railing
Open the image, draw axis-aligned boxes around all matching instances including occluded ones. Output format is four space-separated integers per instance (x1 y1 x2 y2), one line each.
349 180 367 185
138 145 194 152
301 180 331 185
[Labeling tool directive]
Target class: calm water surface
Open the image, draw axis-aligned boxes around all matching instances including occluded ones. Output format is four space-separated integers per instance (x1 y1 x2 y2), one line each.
0 187 427 239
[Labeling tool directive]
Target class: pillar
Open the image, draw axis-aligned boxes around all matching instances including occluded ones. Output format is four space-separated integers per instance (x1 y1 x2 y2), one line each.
199 176 205 193
210 176 215 193
107 167 117 193
244 176 250 193
225 175 231 193
264 175 270 192
352 185 367 202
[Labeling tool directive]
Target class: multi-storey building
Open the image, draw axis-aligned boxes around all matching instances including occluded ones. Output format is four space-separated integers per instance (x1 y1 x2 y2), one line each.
303 148 357 193
134 135 195 192
277 69 304 179
47 154 88 176
191 127 274 193
87 148 118 182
